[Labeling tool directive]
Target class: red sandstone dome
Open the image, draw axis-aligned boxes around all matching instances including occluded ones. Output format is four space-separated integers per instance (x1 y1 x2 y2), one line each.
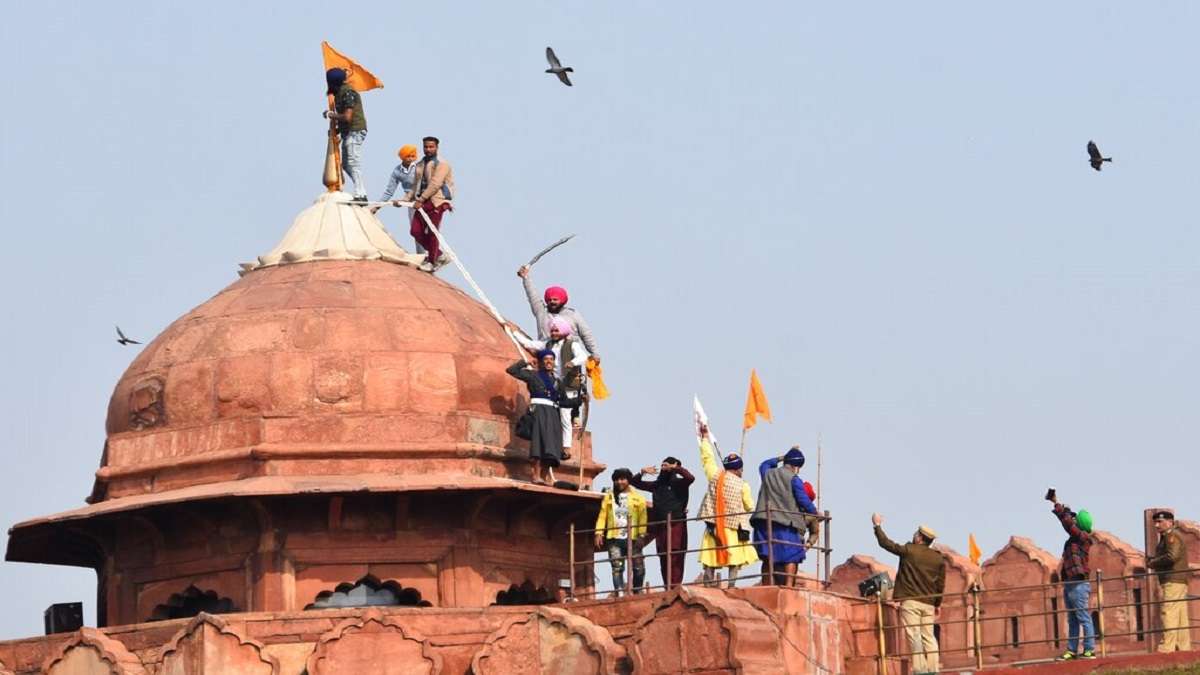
96 258 545 502
7 195 603 622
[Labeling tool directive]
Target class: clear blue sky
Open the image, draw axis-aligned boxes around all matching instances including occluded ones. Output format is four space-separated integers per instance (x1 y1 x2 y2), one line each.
1 1 1198 635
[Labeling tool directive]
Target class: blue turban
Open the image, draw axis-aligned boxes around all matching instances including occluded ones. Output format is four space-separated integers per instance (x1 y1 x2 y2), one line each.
536 349 556 361
722 453 743 470
326 68 347 92
784 448 805 467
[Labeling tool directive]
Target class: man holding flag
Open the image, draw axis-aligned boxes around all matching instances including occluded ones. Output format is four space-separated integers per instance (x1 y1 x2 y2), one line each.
321 42 382 202
697 424 757 587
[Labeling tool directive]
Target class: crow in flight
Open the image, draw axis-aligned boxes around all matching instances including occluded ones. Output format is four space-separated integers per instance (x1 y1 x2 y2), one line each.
1087 141 1112 171
116 326 142 346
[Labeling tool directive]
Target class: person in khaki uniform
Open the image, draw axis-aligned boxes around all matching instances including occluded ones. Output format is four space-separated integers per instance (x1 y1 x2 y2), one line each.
872 514 945 675
1148 510 1191 653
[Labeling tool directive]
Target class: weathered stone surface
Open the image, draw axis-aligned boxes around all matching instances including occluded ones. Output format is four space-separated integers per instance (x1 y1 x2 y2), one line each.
306 608 441 675
472 607 628 675
43 628 147 675
159 613 278 675
631 586 783 674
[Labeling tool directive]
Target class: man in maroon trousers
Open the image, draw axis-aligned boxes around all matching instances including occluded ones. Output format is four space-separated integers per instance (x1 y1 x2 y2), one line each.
631 457 695 589
403 136 455 271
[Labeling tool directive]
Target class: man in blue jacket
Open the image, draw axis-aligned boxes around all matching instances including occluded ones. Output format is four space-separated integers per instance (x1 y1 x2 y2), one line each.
751 447 818 586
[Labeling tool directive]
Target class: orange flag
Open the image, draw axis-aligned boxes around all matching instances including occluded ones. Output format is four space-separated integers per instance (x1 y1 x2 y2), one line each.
742 369 772 430
322 41 384 92
968 533 982 565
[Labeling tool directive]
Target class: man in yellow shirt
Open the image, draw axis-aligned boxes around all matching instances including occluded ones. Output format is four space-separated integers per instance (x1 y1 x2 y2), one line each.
594 469 647 596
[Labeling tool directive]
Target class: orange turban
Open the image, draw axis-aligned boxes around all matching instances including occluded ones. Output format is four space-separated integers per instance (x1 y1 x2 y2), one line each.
398 144 418 160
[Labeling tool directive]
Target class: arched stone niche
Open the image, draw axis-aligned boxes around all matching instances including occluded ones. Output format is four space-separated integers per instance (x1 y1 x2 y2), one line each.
159 613 278 675
306 608 442 675
42 627 147 675
471 607 628 675
630 586 782 674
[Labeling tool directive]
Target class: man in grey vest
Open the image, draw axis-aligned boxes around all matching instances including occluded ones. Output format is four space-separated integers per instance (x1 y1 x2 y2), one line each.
751 447 818 586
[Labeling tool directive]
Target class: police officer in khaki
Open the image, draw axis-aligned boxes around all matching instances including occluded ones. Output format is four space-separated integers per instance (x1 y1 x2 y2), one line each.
1148 510 1191 652
873 513 946 675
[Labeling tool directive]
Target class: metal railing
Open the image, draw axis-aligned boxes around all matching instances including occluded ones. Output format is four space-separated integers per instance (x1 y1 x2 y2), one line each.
567 502 833 599
852 566 1200 673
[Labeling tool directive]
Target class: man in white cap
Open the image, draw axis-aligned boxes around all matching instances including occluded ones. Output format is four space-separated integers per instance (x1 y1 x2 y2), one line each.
872 513 946 675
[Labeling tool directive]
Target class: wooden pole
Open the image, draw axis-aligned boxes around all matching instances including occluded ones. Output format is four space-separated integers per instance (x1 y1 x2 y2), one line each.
972 584 983 670
876 591 888 675
569 523 576 600
666 513 673 590
738 426 748 455
816 433 823 581
1096 570 1107 657
765 501 775 585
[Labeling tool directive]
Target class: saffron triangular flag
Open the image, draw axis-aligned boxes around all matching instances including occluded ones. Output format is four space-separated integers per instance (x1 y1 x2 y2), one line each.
322 41 384 92
968 533 982 566
742 369 772 431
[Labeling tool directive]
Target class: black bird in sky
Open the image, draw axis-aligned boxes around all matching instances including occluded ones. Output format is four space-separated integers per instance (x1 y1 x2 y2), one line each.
116 326 142 346
1087 141 1112 171
545 47 573 87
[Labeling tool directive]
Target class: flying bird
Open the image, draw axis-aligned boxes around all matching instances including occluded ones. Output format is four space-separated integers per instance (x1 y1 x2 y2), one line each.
545 47 573 87
116 326 142 346
1087 141 1112 171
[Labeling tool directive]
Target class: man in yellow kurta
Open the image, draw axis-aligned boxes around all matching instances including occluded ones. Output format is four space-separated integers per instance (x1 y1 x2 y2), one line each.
697 424 758 587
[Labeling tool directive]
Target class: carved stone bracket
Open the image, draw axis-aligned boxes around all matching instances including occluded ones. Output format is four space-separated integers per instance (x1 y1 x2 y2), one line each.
159 612 279 675
630 585 782 674
472 606 628 675
306 607 442 675
42 627 148 675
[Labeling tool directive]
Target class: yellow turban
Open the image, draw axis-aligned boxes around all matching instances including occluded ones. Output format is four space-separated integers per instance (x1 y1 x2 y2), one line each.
398 144 418 160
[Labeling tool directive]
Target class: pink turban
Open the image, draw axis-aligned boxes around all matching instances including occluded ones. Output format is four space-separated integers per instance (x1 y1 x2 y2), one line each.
544 286 569 304
549 317 573 336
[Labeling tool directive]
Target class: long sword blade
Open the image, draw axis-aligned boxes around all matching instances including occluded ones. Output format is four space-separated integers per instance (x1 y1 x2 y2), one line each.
527 234 576 266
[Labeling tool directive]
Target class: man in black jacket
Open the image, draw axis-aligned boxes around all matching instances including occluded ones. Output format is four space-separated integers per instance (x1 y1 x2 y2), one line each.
631 457 695 589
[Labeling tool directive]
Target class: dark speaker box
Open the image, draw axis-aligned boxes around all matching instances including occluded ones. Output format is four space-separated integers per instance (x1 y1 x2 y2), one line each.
44 602 83 635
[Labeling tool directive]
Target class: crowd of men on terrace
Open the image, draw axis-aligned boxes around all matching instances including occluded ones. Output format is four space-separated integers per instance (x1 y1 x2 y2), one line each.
322 67 1195 673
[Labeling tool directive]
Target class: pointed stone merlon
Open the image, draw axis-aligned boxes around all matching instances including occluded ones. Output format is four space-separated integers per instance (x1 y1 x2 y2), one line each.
242 192 425 274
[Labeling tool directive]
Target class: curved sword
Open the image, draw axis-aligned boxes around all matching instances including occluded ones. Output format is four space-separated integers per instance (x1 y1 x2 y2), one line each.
527 234 576 266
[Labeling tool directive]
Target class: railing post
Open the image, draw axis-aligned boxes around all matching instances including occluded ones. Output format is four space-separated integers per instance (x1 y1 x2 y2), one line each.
876 591 888 675
569 522 576 600
765 501 775 585
625 526 634 596
1095 570 1107 657
972 583 983 670
823 509 832 586
665 513 673 591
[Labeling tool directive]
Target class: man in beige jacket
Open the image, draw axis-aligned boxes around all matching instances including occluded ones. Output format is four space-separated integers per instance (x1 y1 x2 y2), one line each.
404 136 455 271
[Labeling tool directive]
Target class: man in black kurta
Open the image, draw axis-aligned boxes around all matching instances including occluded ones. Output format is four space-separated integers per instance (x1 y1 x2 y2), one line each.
631 458 694 589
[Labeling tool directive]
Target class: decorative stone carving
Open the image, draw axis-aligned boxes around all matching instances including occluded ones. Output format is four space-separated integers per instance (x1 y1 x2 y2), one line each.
43 627 147 675
159 613 278 675
631 586 782 674
306 608 441 675
471 606 628 675
128 377 166 430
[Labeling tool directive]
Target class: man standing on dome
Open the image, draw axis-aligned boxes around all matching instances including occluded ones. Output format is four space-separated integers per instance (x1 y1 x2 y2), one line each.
323 68 369 202
516 265 600 363
403 136 455 272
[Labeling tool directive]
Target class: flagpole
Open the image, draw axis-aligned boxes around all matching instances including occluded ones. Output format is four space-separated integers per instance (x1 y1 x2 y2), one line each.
816 432 823 581
738 427 748 455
